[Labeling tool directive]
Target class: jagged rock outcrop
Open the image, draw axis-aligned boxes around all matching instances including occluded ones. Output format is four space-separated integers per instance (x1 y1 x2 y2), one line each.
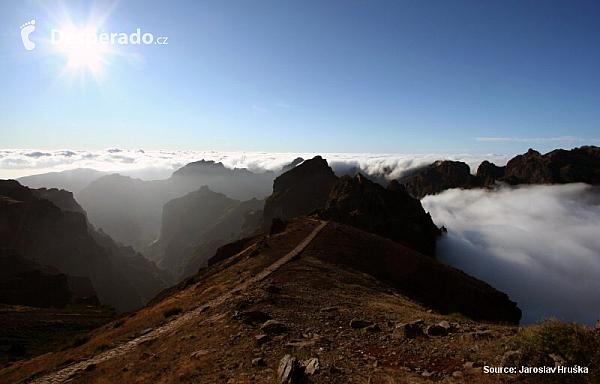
0 180 170 312
476 161 506 186
150 186 264 280
318 174 441 257
402 161 479 199
399 146 600 198
501 146 600 184
261 156 338 229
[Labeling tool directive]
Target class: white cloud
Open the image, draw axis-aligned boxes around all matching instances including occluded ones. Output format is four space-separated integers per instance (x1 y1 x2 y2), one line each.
422 184 600 325
0 149 509 181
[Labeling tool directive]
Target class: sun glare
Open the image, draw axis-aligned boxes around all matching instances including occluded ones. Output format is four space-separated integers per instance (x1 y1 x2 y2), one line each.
54 24 109 79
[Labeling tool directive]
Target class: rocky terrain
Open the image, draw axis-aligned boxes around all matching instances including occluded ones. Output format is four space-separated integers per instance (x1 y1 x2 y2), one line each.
318 174 441 258
1 217 535 384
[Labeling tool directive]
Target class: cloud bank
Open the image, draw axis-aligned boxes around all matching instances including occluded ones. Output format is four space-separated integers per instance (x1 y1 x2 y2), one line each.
0 148 509 181
422 184 600 325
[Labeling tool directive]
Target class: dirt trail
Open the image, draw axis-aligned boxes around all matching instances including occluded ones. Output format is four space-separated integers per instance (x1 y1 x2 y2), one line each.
28 220 328 384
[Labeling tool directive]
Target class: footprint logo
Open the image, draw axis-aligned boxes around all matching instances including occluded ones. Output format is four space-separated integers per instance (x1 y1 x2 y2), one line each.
20 20 36 50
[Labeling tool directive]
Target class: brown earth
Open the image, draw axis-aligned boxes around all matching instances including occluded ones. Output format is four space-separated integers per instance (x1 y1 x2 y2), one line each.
0 218 565 384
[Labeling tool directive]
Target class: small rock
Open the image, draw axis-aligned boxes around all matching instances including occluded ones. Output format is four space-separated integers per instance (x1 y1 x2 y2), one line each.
470 330 495 340
121 363 133 372
394 321 424 339
190 349 211 359
320 307 339 313
261 320 288 335
426 324 448 336
252 357 267 367
421 370 432 377
235 311 272 326
303 357 320 375
255 334 270 347
85 363 96 372
452 371 463 378
464 361 482 369
549 353 567 367
277 355 302 383
365 324 382 333
350 319 374 329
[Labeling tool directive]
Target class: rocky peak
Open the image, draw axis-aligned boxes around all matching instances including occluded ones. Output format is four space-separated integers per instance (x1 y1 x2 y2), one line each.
319 174 441 257
476 161 506 186
402 160 478 199
261 156 338 229
170 160 228 178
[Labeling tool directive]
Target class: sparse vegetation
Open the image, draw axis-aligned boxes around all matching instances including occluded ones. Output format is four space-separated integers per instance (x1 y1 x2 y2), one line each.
448 312 469 320
64 334 90 350
163 307 183 318
511 318 600 383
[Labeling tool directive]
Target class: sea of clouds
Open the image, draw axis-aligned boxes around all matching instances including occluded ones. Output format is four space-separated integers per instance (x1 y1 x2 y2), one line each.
0 148 510 181
3 148 599 326
423 184 600 326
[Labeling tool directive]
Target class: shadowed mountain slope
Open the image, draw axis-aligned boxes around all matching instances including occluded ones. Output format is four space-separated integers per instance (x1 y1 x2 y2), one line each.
149 186 263 280
0 180 170 312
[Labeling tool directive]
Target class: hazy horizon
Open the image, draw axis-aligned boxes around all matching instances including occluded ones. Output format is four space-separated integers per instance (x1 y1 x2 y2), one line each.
1 147 516 181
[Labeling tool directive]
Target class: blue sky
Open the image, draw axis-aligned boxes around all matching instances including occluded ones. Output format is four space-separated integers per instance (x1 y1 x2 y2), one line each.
1 0 599 155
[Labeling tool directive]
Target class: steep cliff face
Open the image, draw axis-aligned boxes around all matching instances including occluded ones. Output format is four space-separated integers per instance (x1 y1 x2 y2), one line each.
0 181 170 312
318 174 441 257
150 186 264 280
261 156 339 229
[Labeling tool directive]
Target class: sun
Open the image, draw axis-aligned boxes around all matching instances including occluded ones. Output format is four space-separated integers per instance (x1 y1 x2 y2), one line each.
53 24 113 82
